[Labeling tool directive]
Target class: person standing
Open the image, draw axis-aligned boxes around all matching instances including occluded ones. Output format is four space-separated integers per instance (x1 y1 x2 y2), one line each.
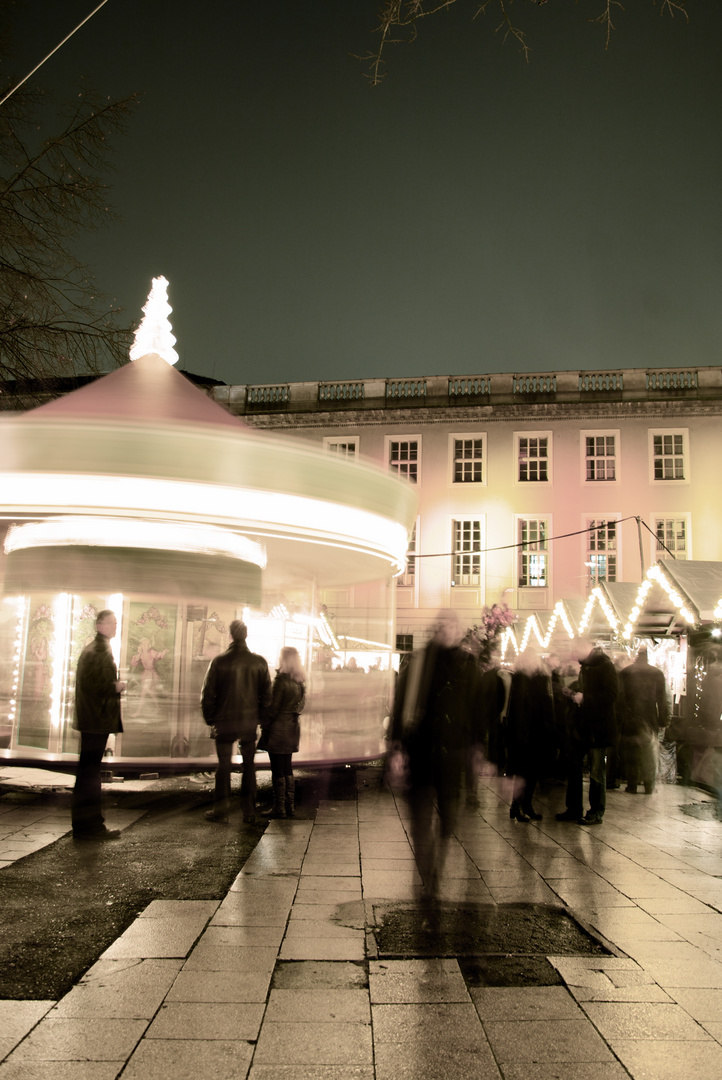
260 646 306 818
72 609 126 840
575 640 619 825
619 647 669 794
388 610 483 906
201 620 272 824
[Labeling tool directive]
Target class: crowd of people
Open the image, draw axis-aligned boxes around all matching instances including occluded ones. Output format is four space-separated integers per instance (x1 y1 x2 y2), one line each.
387 611 722 911
70 606 721 860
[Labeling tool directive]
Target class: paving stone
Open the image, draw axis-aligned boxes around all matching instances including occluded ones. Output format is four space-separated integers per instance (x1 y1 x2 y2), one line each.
611 1038 722 1080
100 917 211 959
278 933 365 961
182 944 278 972
0 1000 55 1040
470 986 582 1021
667 987 722 1021
165 969 272 1002
373 1040 501 1079
50 959 182 1018
9 1018 148 1061
271 961 368 990
0 1063 123 1080
265 989 370 1023
196 925 285 949
369 959 470 1004
145 1001 264 1040
122 1038 253 1080
582 1001 712 1041
484 1018 615 1063
372 1002 488 1049
248 1067 374 1080
500 1066 631 1080
253 1021 373 1065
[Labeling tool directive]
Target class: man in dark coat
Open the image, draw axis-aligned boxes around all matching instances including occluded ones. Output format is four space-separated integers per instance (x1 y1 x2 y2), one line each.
619 647 669 794
389 610 483 903
72 609 126 840
201 619 272 823
575 640 619 825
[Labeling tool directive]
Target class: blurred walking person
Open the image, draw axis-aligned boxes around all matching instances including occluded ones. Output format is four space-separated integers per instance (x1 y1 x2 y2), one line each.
388 610 482 908
260 646 306 818
201 620 272 824
72 609 126 840
619 647 669 795
574 639 619 825
505 649 554 821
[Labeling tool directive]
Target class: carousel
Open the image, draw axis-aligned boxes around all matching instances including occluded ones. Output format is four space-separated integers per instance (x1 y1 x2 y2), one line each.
0 279 417 772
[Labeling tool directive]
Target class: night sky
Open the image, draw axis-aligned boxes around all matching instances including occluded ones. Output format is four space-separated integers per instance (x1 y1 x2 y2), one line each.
5 1 721 386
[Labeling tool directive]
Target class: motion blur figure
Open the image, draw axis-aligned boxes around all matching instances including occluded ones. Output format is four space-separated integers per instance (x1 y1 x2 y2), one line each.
260 646 306 819
618 647 669 795
389 610 482 907
505 649 554 822
201 620 272 824
72 609 126 840
574 638 619 825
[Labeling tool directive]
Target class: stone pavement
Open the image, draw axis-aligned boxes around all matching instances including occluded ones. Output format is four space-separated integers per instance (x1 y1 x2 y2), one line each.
1 768 722 1079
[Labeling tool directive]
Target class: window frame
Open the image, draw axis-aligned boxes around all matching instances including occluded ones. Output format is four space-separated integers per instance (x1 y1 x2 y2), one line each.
385 434 421 484
515 514 552 590
580 429 620 485
396 519 419 593
450 516 485 590
652 513 692 562
583 515 621 588
323 435 359 459
449 432 487 486
648 429 690 485
515 431 552 485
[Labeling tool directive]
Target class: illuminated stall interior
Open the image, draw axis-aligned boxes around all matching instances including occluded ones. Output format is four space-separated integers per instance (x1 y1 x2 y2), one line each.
0 279 416 771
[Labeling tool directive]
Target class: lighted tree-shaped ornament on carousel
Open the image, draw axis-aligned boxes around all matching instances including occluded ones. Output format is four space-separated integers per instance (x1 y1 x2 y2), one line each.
129 276 179 365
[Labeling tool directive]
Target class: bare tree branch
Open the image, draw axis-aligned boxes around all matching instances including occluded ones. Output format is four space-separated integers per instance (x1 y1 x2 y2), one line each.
0 79 139 384
362 0 690 84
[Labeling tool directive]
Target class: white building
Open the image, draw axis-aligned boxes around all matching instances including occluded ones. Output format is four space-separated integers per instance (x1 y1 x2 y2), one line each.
213 367 722 652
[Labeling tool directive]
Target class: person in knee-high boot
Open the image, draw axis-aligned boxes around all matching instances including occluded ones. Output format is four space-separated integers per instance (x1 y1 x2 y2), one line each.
260 648 306 819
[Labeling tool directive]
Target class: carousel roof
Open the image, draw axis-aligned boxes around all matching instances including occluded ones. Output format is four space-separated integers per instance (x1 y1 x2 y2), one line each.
23 352 246 430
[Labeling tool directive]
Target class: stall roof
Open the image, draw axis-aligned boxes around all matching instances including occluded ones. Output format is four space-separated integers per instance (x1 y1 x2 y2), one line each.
621 560 722 639
656 561 722 623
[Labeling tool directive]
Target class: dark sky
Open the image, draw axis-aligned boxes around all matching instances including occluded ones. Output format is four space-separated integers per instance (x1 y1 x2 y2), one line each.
5 1 721 385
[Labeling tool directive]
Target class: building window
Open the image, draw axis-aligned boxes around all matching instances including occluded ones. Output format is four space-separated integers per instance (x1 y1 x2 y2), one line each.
650 430 687 481
585 435 616 481
452 437 484 483
452 519 482 587
388 439 419 483
396 633 413 654
323 436 358 459
397 523 417 588
655 517 688 559
517 434 550 482
518 518 548 587
587 519 617 585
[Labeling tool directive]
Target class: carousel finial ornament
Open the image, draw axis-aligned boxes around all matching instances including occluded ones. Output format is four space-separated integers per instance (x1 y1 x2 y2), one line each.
129 276 179 365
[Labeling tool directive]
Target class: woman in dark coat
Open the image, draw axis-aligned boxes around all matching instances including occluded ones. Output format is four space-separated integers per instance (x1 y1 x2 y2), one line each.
261 646 305 818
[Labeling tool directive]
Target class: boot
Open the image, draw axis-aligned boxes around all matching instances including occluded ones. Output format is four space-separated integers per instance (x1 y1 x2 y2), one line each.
263 778 286 818
285 776 296 818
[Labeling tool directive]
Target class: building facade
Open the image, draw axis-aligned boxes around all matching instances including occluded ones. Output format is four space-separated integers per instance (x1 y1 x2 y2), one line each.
212 367 722 652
